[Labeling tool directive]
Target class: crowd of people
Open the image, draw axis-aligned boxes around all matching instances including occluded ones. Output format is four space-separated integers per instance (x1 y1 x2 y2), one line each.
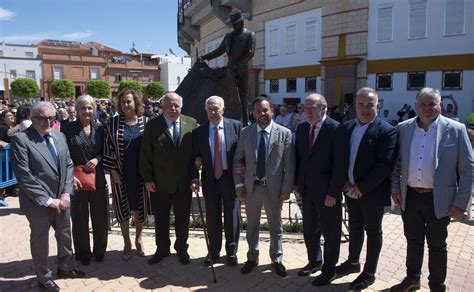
2 86 473 292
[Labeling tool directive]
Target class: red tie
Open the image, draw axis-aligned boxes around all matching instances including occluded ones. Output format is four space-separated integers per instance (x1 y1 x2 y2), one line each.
307 125 316 153
214 126 223 179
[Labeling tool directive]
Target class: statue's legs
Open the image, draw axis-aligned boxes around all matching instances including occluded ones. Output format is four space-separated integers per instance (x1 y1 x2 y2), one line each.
235 67 249 125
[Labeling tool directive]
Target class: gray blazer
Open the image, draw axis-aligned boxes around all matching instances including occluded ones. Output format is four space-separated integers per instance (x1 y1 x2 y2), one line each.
11 126 74 211
391 115 473 218
233 122 295 198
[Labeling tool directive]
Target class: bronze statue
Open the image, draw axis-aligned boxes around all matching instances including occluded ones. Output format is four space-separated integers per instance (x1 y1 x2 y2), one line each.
200 8 256 125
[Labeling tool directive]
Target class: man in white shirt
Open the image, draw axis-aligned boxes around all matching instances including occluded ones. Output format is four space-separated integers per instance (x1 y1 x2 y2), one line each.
390 88 473 292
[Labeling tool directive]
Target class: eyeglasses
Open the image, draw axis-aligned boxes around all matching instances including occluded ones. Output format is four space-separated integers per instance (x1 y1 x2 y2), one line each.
33 116 56 122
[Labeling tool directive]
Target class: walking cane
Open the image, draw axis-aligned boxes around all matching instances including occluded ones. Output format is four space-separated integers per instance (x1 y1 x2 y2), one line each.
194 188 217 283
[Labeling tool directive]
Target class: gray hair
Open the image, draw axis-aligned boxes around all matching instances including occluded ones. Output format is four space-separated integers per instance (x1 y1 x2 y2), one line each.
416 87 441 102
163 91 183 106
205 96 225 109
58 108 68 114
356 87 378 99
305 93 328 106
31 101 56 117
75 95 97 114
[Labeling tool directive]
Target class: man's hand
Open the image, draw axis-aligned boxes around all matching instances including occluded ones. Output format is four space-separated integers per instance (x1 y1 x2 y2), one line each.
352 185 363 198
324 195 336 207
235 186 246 200
83 158 98 173
279 192 290 201
49 199 61 212
234 164 245 177
448 205 465 218
195 157 203 169
0 141 8 149
110 170 121 184
59 194 70 210
73 176 83 191
144 181 156 193
391 192 402 206
293 185 299 194
190 180 200 193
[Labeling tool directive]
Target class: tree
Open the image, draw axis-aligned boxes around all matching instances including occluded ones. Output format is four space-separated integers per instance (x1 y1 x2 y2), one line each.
145 81 165 99
51 79 75 99
86 80 111 98
118 80 142 93
10 78 40 99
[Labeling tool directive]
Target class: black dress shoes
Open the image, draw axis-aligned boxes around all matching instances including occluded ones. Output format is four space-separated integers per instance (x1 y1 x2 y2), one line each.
80 257 91 266
335 260 361 276
350 272 375 290
56 269 85 279
38 281 60 292
271 261 287 277
203 254 219 266
297 261 322 276
178 251 190 264
241 260 259 274
312 272 336 286
148 252 171 264
226 255 238 266
390 276 421 292
94 254 104 262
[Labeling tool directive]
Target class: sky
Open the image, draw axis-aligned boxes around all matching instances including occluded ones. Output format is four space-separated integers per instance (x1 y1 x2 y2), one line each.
0 0 188 56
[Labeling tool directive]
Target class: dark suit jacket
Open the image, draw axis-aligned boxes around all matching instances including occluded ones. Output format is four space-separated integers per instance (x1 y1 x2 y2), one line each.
139 114 197 194
191 118 241 195
295 117 348 201
11 126 74 211
341 117 398 206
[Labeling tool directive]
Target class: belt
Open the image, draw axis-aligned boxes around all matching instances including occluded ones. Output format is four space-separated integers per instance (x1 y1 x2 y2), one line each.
408 186 433 193
254 180 267 187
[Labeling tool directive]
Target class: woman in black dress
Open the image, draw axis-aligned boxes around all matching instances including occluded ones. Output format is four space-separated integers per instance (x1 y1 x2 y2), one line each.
103 90 151 260
62 95 108 265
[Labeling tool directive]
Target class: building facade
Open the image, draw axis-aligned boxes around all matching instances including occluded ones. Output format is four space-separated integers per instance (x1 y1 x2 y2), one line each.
157 55 191 91
0 43 42 101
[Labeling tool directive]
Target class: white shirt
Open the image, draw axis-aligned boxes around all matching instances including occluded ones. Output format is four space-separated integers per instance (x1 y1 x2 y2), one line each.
209 119 228 170
407 118 438 188
348 118 374 186
309 115 326 145
165 117 180 141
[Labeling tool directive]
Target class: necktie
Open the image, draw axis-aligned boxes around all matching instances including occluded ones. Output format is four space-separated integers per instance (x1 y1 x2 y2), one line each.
44 134 59 168
172 121 179 146
214 126 223 179
256 130 266 180
308 125 316 154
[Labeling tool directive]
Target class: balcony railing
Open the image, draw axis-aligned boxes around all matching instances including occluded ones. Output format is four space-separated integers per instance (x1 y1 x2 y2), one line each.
0 144 17 189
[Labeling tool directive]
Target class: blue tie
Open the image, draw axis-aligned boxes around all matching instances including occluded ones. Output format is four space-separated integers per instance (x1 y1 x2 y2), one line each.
256 130 266 180
44 134 59 168
172 121 179 146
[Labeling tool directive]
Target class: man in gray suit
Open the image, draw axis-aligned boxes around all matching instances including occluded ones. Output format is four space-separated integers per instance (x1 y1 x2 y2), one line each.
233 96 295 277
390 88 473 292
11 102 84 292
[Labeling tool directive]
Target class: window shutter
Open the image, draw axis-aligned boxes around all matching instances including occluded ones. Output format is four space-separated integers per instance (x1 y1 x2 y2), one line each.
409 0 427 38
377 6 393 42
445 0 464 35
306 20 317 50
270 28 279 55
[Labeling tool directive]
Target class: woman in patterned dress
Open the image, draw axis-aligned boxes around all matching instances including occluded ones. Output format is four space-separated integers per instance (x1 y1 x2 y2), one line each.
62 95 109 266
103 90 151 260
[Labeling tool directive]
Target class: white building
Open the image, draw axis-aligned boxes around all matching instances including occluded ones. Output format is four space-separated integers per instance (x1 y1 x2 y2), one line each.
0 42 42 100
157 55 192 91
367 0 474 122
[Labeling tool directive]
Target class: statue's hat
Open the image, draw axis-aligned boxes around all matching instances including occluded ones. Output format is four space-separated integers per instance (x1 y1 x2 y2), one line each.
225 8 249 25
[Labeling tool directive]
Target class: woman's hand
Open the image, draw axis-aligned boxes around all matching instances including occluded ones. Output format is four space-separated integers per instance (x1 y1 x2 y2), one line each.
83 158 99 173
73 176 83 191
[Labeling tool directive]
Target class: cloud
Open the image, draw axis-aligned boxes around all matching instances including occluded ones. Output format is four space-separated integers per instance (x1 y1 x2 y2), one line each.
1 30 94 44
0 7 15 21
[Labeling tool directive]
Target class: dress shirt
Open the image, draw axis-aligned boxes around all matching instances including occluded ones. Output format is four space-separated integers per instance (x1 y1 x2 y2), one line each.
309 115 327 145
209 119 228 170
255 121 273 181
347 117 376 198
407 117 438 189
165 116 181 141
275 113 293 129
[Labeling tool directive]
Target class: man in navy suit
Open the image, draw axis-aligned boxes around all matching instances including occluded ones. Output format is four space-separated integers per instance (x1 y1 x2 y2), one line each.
335 87 398 290
294 94 348 286
191 96 242 266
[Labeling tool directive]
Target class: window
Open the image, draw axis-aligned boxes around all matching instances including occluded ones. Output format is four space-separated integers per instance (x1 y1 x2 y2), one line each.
26 70 36 79
377 5 393 42
270 79 279 93
25 51 34 58
445 0 465 35
305 20 317 50
132 73 139 81
10 69 17 80
54 66 63 79
115 73 122 82
148 74 154 82
269 28 279 56
0 50 3 56
376 73 393 90
91 68 100 80
407 72 425 90
442 71 462 90
286 78 297 92
305 77 317 92
409 0 427 39
286 24 296 54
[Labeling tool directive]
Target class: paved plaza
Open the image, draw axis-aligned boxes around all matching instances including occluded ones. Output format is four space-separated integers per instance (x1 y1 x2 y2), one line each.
1 196 473 291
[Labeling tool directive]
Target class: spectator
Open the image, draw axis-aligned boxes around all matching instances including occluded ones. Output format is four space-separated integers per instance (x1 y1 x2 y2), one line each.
62 95 109 266
381 109 390 122
0 110 15 146
441 95 458 119
103 90 152 260
292 103 305 131
274 105 293 130
8 106 32 136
